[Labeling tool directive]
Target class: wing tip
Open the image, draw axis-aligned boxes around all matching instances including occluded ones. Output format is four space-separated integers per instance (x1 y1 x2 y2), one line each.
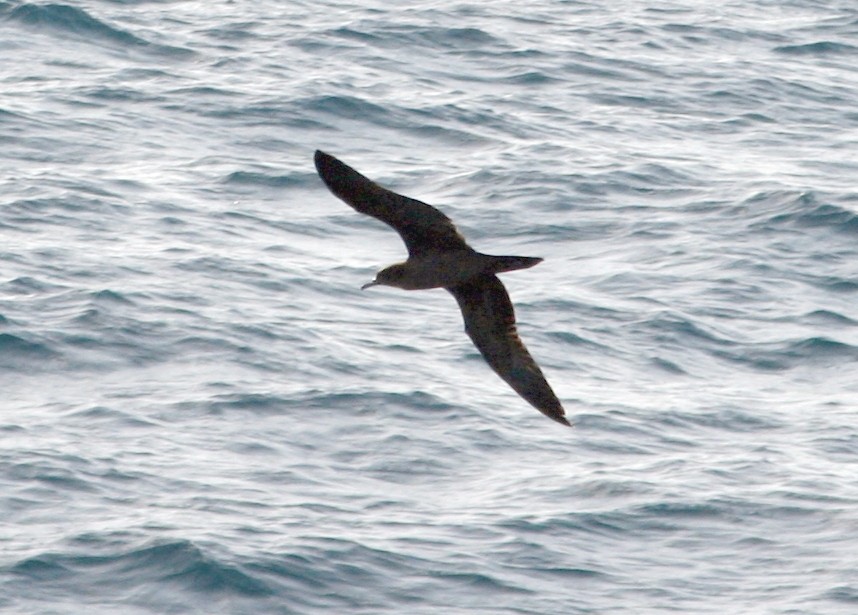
314 149 335 177
314 150 374 201
555 415 573 427
545 407 572 427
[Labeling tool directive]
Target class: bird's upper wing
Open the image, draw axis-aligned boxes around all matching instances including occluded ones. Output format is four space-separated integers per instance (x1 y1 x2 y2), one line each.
447 274 569 426
314 150 472 256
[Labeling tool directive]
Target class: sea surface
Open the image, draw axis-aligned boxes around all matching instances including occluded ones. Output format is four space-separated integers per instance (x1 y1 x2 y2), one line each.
2 1 858 613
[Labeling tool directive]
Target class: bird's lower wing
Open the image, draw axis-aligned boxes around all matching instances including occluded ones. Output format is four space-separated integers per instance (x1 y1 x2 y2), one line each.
447 275 569 426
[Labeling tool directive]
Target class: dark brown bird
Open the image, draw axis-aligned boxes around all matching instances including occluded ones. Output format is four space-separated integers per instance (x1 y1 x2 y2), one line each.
314 150 569 427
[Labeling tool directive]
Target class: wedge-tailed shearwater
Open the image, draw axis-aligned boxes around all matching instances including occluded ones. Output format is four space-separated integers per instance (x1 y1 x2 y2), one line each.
314 150 569 427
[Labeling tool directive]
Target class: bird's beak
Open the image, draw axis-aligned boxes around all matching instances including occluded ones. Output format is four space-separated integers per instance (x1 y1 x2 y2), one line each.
361 280 379 290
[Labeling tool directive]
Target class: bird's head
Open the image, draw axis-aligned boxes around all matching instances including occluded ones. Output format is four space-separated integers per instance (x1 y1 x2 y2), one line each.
361 263 409 290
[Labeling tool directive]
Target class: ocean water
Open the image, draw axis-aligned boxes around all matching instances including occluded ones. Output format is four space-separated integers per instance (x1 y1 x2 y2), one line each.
2 0 858 613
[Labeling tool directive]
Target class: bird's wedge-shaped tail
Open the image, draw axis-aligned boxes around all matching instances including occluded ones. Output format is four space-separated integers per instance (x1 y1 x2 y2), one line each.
314 150 570 427
488 255 544 275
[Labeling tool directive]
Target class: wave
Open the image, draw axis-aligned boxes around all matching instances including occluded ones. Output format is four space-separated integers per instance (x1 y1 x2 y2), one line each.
774 41 858 56
714 336 858 371
0 330 59 370
740 190 858 235
3 3 194 57
224 170 306 188
11 539 273 597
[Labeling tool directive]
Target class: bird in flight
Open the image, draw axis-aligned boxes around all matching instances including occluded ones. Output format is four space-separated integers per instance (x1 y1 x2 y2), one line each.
314 150 569 427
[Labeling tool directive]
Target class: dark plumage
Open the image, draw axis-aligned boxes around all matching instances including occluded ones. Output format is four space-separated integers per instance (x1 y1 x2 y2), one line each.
314 150 569 427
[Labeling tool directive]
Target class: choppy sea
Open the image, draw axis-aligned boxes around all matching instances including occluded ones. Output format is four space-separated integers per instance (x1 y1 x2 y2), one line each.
2 1 858 613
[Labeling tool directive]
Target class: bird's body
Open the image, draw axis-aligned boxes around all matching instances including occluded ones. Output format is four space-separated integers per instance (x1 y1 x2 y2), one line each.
367 251 542 291
314 150 569 427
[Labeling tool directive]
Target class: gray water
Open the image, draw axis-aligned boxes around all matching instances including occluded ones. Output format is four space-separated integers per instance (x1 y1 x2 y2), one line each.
2 1 858 613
